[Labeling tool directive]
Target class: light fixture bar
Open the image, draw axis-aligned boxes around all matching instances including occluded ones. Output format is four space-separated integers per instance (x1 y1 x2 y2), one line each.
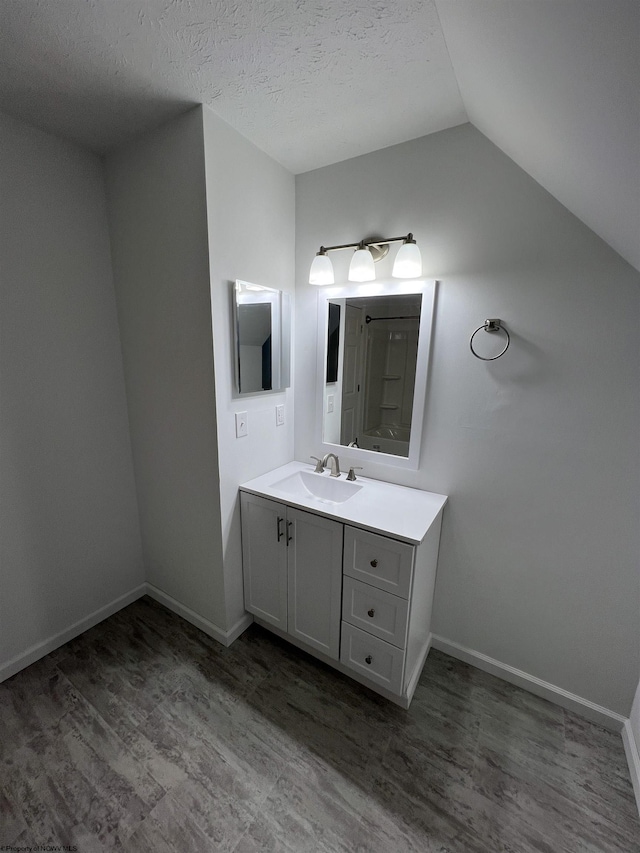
318 234 412 254
309 233 421 284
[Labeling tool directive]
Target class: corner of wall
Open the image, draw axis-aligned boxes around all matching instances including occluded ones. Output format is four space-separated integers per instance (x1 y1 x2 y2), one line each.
200 106 296 633
104 107 227 632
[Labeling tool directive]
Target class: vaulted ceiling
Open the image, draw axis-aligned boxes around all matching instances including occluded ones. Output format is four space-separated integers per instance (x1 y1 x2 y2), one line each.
1 0 638 270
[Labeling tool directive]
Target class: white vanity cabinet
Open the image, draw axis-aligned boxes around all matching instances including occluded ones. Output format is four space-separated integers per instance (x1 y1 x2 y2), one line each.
239 464 448 708
240 492 343 659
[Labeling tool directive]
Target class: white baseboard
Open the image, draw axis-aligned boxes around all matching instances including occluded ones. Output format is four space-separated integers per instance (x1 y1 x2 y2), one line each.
226 611 255 644
145 583 253 647
622 720 640 816
0 580 254 683
0 583 147 683
431 635 626 733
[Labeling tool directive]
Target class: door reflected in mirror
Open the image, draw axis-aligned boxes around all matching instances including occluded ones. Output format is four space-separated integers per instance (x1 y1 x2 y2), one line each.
324 294 422 458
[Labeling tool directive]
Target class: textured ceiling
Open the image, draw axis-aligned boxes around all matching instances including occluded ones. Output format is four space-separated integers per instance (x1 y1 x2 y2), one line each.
0 0 467 172
0 0 638 270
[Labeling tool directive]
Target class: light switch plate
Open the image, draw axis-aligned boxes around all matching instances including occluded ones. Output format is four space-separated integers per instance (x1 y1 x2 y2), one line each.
327 395 334 414
235 411 248 437
276 404 285 426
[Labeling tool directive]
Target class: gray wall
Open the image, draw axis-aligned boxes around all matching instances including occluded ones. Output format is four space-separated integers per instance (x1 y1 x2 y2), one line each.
201 106 295 630
295 124 640 715
104 108 227 629
0 113 144 674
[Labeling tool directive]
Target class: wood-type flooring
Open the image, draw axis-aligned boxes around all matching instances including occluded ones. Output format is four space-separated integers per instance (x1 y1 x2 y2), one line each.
1 597 638 852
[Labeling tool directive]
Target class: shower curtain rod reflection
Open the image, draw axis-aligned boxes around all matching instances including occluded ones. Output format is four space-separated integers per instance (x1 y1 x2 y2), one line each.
365 314 420 324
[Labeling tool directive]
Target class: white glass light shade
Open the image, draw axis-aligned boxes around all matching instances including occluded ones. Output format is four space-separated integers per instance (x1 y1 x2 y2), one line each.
309 253 334 285
392 241 422 278
348 247 376 282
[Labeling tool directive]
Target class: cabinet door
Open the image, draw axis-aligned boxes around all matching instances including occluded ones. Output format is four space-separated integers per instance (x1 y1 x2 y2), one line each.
287 507 343 660
241 493 288 630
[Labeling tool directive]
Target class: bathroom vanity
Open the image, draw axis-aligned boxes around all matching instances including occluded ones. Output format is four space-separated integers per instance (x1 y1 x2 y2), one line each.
239 461 447 707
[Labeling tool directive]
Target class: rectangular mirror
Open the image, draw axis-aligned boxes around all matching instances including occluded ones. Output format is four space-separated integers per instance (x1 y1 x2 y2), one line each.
234 280 291 395
316 280 435 470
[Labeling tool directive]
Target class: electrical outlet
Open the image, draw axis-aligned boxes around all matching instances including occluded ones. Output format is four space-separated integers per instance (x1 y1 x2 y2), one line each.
276 404 285 426
235 411 248 437
327 395 334 414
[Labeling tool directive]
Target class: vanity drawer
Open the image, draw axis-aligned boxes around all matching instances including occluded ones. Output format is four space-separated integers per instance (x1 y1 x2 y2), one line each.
342 577 409 649
344 527 414 598
340 622 405 694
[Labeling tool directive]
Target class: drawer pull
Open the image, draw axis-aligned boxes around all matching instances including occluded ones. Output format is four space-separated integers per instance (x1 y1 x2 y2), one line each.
367 608 375 618
365 655 373 665
370 559 378 568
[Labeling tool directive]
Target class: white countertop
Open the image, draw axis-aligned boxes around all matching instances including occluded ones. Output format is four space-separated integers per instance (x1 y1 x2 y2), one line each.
239 461 447 545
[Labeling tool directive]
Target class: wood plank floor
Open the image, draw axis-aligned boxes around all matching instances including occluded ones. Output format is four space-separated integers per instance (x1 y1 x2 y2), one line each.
1 596 638 852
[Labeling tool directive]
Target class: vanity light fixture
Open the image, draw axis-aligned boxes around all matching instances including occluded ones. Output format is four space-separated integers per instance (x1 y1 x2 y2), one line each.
349 241 376 282
309 248 335 285
392 234 422 279
308 233 422 284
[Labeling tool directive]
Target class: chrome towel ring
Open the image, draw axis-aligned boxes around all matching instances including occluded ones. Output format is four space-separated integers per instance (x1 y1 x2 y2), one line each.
470 319 510 361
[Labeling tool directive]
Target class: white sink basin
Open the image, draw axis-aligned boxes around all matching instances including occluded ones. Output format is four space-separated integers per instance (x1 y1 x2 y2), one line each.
272 470 363 504
241 462 448 544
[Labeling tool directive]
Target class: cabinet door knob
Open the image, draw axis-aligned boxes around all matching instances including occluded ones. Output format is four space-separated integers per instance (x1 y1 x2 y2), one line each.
370 559 378 568
367 608 375 618
277 517 284 542
365 655 373 665
287 520 293 544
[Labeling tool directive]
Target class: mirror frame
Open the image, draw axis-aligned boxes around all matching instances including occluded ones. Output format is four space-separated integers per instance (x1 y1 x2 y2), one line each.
315 279 436 471
233 280 291 396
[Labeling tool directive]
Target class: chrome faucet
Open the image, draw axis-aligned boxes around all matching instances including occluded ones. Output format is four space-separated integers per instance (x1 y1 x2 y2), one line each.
322 453 341 478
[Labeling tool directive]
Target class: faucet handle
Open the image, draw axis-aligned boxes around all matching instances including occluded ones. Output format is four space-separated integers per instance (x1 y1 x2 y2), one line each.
346 466 363 481
310 456 324 473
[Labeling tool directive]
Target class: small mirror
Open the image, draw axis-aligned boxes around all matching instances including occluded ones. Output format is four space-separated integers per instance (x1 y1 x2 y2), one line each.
234 280 291 394
317 281 435 470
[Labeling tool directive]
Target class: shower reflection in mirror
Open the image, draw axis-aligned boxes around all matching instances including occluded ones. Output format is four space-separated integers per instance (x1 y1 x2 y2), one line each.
324 293 421 458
